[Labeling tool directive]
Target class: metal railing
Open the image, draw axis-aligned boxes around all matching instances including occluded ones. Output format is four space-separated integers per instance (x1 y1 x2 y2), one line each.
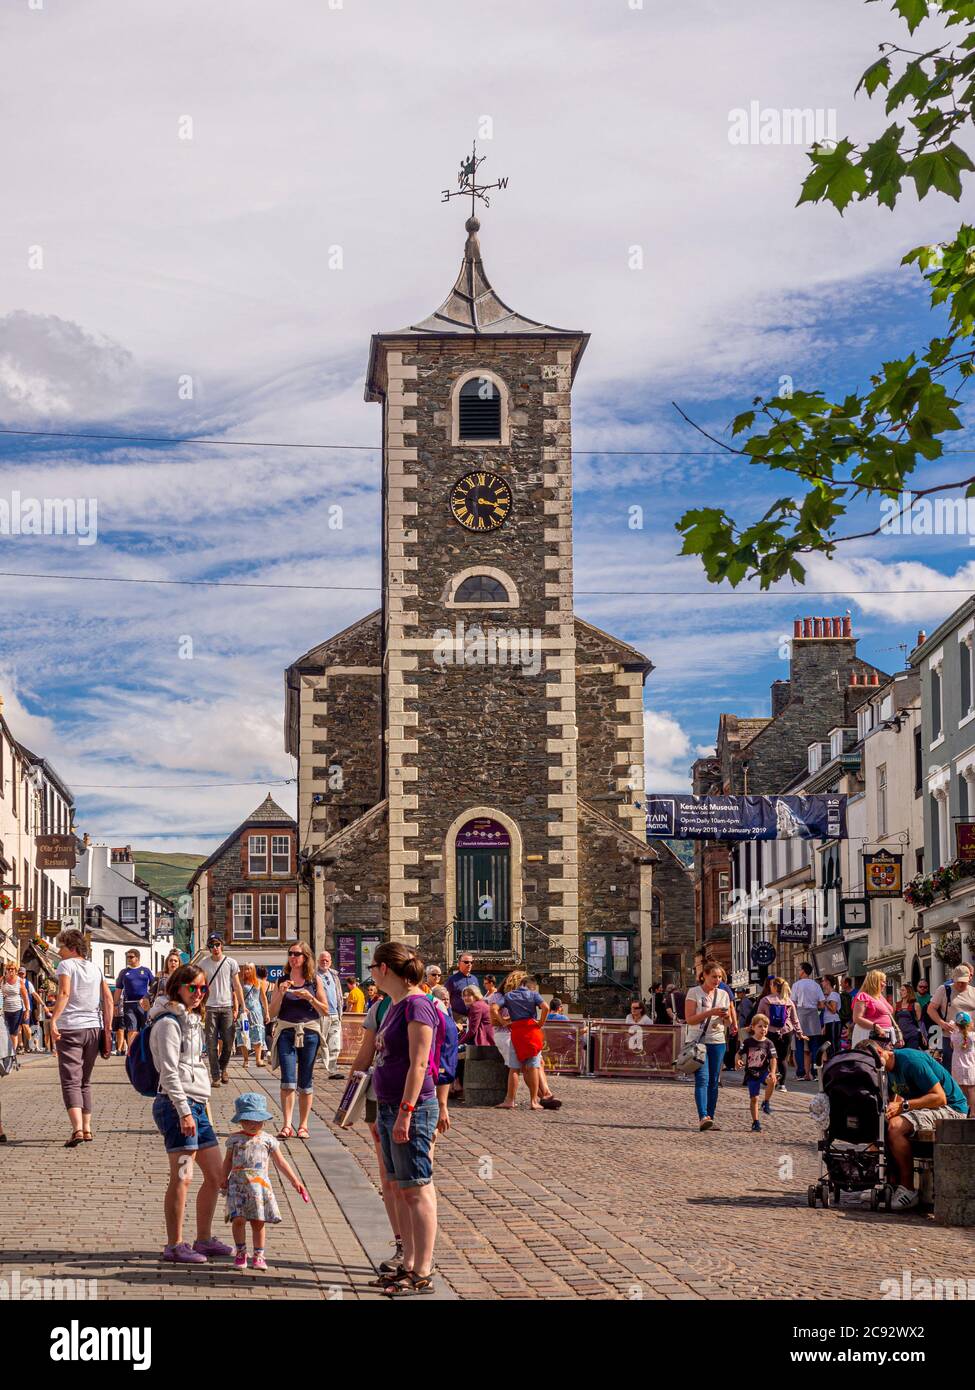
452 919 522 955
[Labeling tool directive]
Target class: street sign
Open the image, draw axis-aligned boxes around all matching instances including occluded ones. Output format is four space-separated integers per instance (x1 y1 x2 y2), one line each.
840 897 869 930
748 967 765 984
61 913 79 930
777 909 813 944
750 941 776 966
13 910 34 939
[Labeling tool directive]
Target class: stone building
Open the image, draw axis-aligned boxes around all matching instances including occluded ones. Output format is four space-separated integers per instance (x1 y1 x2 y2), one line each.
284 215 687 1005
696 617 887 981
187 795 298 972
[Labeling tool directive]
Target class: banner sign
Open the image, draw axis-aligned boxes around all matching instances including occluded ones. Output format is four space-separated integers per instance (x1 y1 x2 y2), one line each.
34 835 77 871
644 794 847 841
590 1022 680 1078
541 1022 586 1075
957 824 975 864
863 850 903 898
777 908 813 944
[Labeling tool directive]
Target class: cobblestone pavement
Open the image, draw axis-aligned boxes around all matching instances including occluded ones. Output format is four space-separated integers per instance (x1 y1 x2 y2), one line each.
2 1055 970 1302
0 1054 381 1301
313 1070 975 1301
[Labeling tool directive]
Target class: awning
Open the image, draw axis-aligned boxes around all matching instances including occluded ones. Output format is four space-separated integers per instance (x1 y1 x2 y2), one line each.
23 938 59 981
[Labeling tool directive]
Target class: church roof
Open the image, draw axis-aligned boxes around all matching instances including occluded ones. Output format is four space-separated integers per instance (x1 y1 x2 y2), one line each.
366 218 588 400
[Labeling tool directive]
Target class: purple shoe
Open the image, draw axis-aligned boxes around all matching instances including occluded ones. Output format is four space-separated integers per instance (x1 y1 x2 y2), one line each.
192 1236 234 1259
163 1243 207 1264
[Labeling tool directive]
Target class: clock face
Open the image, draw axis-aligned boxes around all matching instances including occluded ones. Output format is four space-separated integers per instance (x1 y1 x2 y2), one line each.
449 471 512 533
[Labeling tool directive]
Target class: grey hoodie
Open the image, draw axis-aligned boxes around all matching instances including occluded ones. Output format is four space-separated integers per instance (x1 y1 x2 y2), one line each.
148 997 210 1117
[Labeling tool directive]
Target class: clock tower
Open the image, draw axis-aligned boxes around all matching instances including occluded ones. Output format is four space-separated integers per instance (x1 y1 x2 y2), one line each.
286 200 673 1003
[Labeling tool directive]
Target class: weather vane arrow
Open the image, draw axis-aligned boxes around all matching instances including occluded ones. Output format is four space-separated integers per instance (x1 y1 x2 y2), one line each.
442 140 508 214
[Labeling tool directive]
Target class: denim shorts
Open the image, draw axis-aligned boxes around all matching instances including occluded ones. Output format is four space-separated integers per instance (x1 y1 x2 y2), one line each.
511 1051 541 1071
746 1070 771 1098
376 1098 438 1189
152 1095 217 1153
277 1027 320 1093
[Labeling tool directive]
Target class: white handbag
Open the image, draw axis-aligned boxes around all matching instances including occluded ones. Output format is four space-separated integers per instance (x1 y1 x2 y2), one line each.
675 989 718 1074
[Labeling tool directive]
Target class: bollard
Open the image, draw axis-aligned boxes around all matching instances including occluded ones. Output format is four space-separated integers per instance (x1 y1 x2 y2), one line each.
463 1044 509 1106
934 1117 975 1226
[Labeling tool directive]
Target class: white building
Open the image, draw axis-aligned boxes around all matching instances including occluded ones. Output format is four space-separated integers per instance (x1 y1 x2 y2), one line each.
20 747 75 933
74 842 176 975
0 703 46 965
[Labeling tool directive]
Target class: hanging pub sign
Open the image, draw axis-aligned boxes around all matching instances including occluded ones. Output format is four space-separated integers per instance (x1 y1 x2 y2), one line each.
644 794 846 841
956 823 975 864
777 907 813 944
863 850 903 898
13 909 34 939
34 834 77 871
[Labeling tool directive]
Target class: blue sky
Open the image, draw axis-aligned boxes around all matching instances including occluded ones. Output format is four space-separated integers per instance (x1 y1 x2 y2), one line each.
1 0 973 852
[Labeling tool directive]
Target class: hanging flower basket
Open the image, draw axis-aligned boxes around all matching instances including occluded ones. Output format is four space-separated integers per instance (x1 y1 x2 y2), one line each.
932 861 962 900
0 892 10 913
935 930 962 967
904 875 936 909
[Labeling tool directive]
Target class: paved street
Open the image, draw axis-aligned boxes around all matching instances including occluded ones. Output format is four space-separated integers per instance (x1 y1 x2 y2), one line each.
1 1053 970 1301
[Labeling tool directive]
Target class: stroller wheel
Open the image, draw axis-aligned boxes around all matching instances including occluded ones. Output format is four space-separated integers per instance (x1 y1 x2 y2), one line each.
807 1184 818 1208
820 1181 831 1208
883 1184 893 1212
830 1183 842 1207
870 1184 883 1211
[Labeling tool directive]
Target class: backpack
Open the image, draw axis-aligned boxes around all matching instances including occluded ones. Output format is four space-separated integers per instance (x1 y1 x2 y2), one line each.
767 1001 787 1030
125 1012 177 1097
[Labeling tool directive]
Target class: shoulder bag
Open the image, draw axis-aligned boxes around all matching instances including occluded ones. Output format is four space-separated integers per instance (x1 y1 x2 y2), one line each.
675 988 719 1075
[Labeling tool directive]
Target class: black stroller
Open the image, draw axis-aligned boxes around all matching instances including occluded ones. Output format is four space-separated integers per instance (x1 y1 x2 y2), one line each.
808 1048 893 1211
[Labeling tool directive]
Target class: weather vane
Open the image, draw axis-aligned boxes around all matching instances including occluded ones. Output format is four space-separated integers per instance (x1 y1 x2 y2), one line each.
442 140 509 217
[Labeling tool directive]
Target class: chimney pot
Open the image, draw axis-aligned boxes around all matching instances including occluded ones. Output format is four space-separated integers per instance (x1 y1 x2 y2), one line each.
803 618 813 638
917 629 926 647
871 672 880 686
832 617 842 637
850 672 858 686
843 616 852 637
793 619 802 639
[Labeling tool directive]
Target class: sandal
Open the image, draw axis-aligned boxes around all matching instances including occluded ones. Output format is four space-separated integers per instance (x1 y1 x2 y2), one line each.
65 1130 85 1148
384 1270 435 1297
277 1126 295 1139
296 1126 310 1139
367 1264 409 1288
539 1097 562 1109
82 1130 93 1141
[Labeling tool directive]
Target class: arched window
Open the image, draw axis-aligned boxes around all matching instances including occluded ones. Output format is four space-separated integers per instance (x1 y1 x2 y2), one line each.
458 377 502 440
454 574 509 604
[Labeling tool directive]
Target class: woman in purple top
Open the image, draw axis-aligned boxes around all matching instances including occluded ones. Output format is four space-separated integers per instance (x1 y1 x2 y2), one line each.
370 940 440 1297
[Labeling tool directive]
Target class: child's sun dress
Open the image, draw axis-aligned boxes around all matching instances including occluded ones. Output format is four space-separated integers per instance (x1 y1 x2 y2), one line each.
225 1133 282 1224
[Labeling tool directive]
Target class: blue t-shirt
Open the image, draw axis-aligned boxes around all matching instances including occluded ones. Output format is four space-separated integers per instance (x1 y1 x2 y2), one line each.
503 987 544 1022
115 966 153 1002
547 1012 568 1022
446 969 480 1015
890 1048 969 1114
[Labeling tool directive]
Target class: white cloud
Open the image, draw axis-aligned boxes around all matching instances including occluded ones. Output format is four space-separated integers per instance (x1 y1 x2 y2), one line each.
644 709 693 793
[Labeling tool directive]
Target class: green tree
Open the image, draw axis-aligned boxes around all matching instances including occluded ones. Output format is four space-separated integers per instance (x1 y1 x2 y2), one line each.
676 0 975 589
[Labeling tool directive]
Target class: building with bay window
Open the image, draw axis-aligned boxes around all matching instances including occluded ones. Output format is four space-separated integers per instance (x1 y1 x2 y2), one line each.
188 794 298 970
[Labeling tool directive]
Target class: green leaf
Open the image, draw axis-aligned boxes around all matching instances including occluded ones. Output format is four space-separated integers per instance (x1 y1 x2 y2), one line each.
798 138 869 212
893 0 931 34
857 54 892 96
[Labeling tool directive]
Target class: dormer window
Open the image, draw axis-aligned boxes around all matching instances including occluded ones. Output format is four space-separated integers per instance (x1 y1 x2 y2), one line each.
451 370 509 446
454 575 509 604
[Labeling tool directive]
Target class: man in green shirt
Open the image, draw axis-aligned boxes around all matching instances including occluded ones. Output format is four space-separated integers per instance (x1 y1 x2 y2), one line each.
858 1036 969 1211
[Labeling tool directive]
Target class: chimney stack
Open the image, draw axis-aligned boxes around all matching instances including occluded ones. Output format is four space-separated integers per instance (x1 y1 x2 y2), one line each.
917 629 926 647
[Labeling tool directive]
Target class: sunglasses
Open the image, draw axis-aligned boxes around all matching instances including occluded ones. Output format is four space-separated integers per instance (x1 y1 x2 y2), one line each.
287 950 303 957
185 983 209 996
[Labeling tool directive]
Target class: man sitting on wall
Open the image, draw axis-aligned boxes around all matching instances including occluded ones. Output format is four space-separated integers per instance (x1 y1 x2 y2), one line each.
857 1032 969 1211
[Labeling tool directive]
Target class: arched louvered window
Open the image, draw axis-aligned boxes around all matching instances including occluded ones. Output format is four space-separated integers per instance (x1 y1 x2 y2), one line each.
454 574 509 604
458 375 502 440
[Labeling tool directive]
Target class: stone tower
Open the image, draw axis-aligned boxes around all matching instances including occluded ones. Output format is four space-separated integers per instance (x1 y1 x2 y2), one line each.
286 216 666 1002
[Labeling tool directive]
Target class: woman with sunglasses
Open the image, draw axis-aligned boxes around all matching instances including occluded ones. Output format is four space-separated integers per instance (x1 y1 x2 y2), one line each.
267 942 329 1140
148 963 234 1264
